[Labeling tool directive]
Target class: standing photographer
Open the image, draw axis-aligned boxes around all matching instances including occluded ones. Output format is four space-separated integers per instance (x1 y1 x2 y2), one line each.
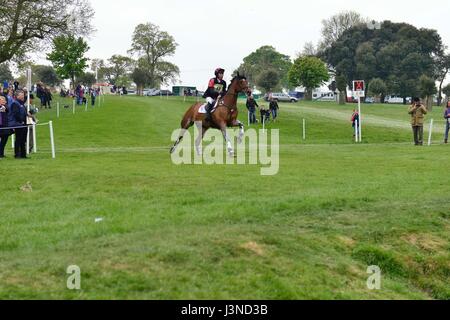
408 97 428 146
0 95 10 158
8 91 28 159
443 101 450 144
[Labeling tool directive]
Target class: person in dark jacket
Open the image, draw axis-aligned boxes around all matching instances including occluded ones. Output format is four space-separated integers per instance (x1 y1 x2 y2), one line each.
246 95 259 124
45 87 52 109
203 68 227 120
0 95 11 158
269 97 279 122
8 91 28 159
351 109 360 138
260 104 270 124
36 83 45 107
444 101 450 144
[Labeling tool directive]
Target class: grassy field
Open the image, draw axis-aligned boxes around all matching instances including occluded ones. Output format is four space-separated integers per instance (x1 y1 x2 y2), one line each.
0 95 449 300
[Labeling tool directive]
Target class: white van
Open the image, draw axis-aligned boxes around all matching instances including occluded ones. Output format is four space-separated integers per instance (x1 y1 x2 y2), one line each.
313 91 336 101
384 95 409 104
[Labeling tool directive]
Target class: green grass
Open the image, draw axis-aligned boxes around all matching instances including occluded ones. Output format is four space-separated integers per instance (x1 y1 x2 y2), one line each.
0 96 449 300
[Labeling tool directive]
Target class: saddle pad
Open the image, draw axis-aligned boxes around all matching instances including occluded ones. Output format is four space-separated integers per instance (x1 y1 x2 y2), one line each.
198 103 207 114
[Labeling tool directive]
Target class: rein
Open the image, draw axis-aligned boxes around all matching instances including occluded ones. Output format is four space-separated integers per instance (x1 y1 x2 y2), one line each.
217 82 248 111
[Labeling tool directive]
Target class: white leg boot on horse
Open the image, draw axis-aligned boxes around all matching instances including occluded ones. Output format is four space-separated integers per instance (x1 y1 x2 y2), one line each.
221 126 235 157
195 122 204 156
232 120 245 144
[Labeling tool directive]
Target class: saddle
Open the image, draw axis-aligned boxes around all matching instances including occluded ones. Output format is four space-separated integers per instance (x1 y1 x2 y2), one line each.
198 99 220 114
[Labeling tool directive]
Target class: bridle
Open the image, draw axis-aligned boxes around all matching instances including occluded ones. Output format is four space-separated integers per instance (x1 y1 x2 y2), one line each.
217 79 251 110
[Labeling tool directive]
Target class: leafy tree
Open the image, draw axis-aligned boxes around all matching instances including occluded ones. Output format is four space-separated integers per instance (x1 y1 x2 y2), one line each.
77 72 96 87
319 11 367 50
131 68 149 95
288 56 329 100
336 74 347 104
324 21 443 103
236 46 292 90
90 59 106 82
0 0 94 64
256 69 280 93
368 78 387 103
115 75 132 88
106 55 134 85
435 53 450 105
443 84 450 100
47 35 89 88
34 65 61 86
0 63 13 83
419 75 437 110
128 22 179 88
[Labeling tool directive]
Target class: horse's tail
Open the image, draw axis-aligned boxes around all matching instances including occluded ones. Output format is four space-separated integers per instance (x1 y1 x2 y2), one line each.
170 103 201 154
180 103 201 129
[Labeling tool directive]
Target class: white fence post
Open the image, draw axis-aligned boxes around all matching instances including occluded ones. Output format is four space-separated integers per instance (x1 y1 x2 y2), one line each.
26 126 30 155
33 124 37 153
49 121 56 159
428 119 434 146
303 119 306 140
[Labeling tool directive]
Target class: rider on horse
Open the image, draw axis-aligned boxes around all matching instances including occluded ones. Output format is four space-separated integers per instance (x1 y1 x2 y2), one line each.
203 68 227 121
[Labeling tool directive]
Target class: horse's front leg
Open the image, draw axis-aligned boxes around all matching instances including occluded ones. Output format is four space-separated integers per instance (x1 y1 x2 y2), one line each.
221 125 234 157
232 120 245 144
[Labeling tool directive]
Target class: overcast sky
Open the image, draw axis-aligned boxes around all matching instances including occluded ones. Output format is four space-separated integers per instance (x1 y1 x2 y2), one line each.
41 0 450 89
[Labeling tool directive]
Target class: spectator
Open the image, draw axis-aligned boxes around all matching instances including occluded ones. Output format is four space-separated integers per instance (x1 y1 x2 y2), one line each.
269 97 279 122
91 88 97 106
444 101 450 144
6 88 14 108
60 88 66 98
45 87 52 109
408 97 428 146
8 90 28 159
351 109 360 138
13 80 19 91
3 80 8 91
246 95 259 124
0 95 11 158
37 83 45 107
260 105 271 124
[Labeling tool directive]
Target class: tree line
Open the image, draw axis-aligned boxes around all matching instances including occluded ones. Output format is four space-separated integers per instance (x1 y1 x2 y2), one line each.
235 11 450 105
1 2 449 103
0 1 179 93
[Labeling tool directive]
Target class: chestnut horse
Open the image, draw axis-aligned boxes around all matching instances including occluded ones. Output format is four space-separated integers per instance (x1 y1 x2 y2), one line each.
170 73 251 156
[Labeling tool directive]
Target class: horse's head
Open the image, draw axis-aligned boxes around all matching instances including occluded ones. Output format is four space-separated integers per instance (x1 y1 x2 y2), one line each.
232 72 252 97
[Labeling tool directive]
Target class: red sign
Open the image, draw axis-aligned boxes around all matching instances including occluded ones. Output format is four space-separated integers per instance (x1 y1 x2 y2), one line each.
353 80 365 92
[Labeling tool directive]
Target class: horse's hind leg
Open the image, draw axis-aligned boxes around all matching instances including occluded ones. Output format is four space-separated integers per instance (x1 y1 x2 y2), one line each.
195 122 207 156
170 117 193 154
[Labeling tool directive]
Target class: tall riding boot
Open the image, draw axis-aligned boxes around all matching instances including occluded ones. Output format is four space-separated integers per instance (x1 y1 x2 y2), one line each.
206 103 213 121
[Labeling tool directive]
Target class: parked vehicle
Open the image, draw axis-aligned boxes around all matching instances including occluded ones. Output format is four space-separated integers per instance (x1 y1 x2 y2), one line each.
288 91 305 100
146 89 160 96
384 95 411 104
313 91 336 102
365 97 375 104
160 90 173 96
265 93 298 103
